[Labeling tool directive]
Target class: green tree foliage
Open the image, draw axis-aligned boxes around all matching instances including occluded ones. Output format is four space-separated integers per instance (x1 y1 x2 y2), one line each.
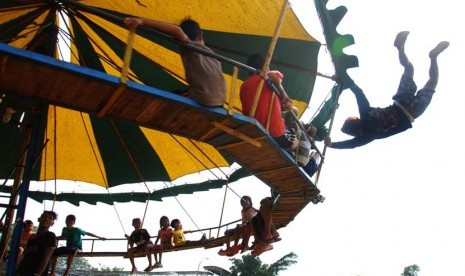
230 252 297 276
401 264 420 276
95 264 124 272
55 257 124 274
56 257 93 272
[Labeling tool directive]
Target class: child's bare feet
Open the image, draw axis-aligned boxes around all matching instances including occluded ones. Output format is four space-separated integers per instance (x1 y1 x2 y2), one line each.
394 31 410 48
430 41 450 58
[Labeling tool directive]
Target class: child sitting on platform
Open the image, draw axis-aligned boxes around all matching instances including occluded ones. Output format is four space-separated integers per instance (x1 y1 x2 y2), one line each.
123 17 226 107
49 214 106 276
218 195 257 256
171 218 207 247
152 216 173 269
18 219 35 263
249 197 280 256
126 218 154 274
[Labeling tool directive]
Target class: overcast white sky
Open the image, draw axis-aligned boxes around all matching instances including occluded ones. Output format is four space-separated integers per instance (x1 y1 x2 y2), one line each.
20 0 465 275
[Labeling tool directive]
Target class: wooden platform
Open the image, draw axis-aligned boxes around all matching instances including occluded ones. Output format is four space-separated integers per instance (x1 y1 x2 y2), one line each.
0 43 320 229
76 237 226 258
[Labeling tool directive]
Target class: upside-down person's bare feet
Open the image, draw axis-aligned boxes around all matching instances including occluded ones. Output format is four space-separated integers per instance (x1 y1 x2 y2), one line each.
429 41 450 58
394 31 410 48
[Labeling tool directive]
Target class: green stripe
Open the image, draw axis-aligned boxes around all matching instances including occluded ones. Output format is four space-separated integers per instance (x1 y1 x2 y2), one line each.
75 11 187 92
5 178 230 206
198 31 320 103
75 8 320 104
0 97 49 182
89 116 170 187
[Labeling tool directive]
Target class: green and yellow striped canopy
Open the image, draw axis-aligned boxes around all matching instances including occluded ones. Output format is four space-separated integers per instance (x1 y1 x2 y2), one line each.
0 0 320 192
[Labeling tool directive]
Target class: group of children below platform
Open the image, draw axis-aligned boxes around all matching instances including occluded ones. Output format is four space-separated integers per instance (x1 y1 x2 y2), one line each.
124 16 449 153
13 211 206 275
124 195 280 273
126 216 207 274
16 212 106 276
11 198 280 275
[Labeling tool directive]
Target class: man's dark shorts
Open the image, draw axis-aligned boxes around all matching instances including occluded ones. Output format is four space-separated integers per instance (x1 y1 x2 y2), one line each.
53 246 80 256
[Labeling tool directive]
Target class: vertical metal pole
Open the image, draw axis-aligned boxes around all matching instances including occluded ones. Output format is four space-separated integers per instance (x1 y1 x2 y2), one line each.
0 132 31 271
6 109 43 275
228 66 239 115
250 0 289 117
315 83 343 185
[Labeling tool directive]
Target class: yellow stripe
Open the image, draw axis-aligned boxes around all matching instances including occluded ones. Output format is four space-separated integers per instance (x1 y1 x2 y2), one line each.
140 128 229 180
40 106 108 187
82 0 316 40
1 10 49 49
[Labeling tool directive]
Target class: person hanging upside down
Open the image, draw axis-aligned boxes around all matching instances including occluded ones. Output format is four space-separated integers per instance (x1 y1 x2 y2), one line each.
325 31 449 149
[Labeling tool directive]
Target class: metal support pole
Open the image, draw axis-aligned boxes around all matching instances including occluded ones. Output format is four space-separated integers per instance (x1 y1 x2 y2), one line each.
6 109 43 275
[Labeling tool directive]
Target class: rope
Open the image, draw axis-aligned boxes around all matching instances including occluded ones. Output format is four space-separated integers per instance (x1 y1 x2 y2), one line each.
63 0 260 75
42 107 49 212
109 119 152 227
228 66 239 115
182 138 245 198
171 136 224 180
79 113 126 235
250 0 289 117
217 180 229 237
163 135 244 234
266 93 276 132
58 6 245 233
52 106 57 211
315 83 344 185
308 86 334 123
57 9 81 63
65 9 125 71
164 181 203 232
120 29 135 84
0 147 28 193
168 135 227 233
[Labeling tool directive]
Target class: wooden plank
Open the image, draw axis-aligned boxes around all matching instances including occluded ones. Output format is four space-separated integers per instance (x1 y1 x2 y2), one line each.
212 121 261 147
0 44 321 231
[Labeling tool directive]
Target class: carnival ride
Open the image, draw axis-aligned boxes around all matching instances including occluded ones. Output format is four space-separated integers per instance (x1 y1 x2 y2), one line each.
0 0 357 274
